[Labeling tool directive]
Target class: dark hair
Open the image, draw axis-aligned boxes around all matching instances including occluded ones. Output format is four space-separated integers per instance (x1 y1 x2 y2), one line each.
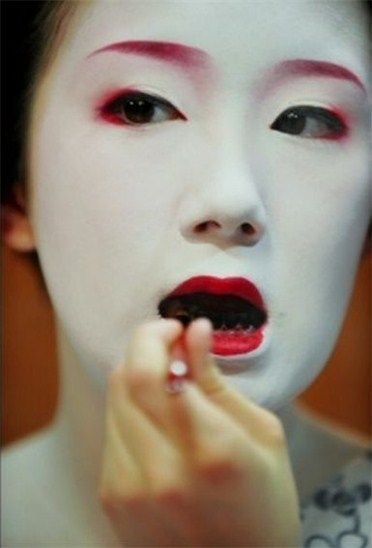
1 1 79 288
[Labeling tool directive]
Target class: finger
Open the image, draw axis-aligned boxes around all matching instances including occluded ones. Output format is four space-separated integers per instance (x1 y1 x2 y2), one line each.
125 318 184 383
121 319 254 474
110 374 187 495
100 406 144 501
122 319 255 471
183 318 230 395
184 319 286 448
167 380 258 472
123 318 185 429
124 318 269 453
99 406 168 545
101 434 183 548
104 370 202 545
107 340 187 495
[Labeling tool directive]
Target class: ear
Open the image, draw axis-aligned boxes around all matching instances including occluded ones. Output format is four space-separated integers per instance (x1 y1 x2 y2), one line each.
1 184 36 252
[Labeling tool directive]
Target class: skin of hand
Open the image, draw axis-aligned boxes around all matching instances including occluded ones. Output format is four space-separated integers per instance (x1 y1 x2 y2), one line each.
99 318 301 547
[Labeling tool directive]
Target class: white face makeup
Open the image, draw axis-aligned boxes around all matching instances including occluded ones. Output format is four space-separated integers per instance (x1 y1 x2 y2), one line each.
30 0 371 409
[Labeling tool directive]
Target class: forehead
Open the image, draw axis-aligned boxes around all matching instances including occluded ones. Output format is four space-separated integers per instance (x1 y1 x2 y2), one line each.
64 0 368 85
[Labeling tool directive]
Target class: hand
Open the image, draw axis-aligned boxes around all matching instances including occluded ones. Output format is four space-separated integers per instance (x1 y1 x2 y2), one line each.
99 318 301 547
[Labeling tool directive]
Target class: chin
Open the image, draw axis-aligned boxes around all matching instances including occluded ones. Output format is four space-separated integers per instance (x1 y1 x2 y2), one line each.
223 374 296 410
216 343 329 411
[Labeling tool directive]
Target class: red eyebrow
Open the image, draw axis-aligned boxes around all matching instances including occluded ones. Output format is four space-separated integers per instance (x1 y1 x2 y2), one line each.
87 45 367 95
262 59 366 94
87 40 208 68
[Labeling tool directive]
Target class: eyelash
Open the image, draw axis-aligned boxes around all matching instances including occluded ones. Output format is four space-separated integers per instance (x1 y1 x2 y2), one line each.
98 90 186 126
270 105 348 140
98 90 349 140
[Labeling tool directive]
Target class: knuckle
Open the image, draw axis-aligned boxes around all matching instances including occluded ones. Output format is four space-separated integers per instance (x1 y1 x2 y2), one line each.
122 492 148 513
194 442 243 483
153 486 188 508
196 458 242 484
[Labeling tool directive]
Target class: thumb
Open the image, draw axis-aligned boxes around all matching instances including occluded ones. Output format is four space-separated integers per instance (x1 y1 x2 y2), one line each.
172 318 229 396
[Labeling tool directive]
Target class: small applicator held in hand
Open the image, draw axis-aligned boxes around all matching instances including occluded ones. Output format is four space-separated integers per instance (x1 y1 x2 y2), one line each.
165 359 190 394
165 318 214 394
165 330 191 394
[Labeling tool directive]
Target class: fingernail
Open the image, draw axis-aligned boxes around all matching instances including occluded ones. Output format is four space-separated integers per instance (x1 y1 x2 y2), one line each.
196 318 213 351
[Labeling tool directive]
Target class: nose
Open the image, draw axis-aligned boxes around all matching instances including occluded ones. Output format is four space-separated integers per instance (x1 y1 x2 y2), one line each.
180 158 266 247
193 217 261 243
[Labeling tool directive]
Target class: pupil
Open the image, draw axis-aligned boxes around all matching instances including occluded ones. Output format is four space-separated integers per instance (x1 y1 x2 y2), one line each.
282 112 306 134
123 98 155 124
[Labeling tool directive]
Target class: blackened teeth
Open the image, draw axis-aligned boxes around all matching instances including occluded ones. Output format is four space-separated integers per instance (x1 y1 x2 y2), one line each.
170 312 257 331
158 293 267 331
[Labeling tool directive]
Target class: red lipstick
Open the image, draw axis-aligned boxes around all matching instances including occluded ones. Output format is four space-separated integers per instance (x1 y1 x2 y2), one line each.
166 276 267 356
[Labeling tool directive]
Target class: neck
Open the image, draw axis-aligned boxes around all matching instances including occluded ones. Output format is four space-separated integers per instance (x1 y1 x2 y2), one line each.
49 322 120 542
52 322 107 490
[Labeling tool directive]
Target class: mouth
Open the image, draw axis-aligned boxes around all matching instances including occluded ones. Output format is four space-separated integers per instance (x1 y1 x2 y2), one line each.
158 276 268 356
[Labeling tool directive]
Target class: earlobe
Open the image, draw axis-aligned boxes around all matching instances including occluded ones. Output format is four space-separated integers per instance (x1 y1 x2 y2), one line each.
1 184 36 252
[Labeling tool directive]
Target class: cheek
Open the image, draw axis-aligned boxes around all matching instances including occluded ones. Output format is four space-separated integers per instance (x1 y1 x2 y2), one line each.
30 108 208 343
256 139 370 392
262 135 370 255
32 123 188 249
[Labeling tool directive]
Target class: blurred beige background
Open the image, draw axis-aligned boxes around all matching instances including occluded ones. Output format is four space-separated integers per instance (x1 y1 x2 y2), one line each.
2 245 371 447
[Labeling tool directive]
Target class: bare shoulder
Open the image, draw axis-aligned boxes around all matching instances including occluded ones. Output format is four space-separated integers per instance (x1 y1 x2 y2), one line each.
2 427 55 464
1 428 73 546
1 429 119 546
1 427 55 493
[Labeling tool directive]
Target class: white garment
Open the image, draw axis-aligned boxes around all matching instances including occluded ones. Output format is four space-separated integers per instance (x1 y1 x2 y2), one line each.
301 451 372 548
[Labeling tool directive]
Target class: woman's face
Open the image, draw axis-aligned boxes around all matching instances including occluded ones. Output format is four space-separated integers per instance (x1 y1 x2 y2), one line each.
29 0 370 409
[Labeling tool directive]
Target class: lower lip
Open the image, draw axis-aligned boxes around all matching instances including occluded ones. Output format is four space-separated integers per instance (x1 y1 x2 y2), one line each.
212 326 265 356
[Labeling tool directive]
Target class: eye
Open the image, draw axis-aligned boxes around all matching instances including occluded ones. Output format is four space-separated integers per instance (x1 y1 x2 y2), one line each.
270 105 348 140
99 91 186 126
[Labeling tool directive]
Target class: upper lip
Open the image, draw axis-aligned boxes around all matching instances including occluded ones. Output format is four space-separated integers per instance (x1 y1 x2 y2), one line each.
166 276 265 310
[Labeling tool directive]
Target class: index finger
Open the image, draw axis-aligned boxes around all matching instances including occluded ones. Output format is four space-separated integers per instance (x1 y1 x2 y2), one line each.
125 318 184 380
121 319 185 426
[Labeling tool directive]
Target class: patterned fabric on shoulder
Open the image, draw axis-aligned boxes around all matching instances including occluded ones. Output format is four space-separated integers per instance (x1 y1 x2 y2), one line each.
301 451 372 548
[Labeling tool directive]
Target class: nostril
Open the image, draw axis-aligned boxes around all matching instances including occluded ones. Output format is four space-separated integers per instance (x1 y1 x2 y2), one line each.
195 221 219 233
194 221 259 238
241 223 255 236
195 222 208 233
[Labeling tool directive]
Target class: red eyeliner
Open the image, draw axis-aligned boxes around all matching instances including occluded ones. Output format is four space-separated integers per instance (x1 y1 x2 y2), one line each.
95 88 135 126
94 87 187 126
95 88 351 141
323 106 350 141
